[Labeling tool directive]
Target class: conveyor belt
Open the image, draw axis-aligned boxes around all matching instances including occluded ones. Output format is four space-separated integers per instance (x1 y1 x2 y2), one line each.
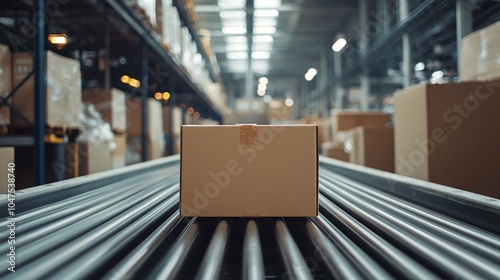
1 156 500 279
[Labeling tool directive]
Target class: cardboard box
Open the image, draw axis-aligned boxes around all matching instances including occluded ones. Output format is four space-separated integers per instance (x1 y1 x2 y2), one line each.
267 99 293 120
0 44 11 128
331 109 390 143
11 51 82 128
303 117 331 147
126 136 165 162
82 88 127 133
112 135 126 168
80 141 113 175
126 98 163 137
321 142 348 161
0 148 14 194
461 21 500 81
347 127 394 172
394 82 500 198
180 125 318 217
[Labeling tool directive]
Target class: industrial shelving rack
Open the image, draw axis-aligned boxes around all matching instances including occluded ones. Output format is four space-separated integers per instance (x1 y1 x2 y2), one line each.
0 0 225 186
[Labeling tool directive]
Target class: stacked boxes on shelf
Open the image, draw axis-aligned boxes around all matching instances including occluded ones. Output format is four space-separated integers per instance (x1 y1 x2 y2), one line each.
0 44 11 133
11 51 82 130
163 106 182 155
126 98 165 163
82 88 127 169
394 82 500 198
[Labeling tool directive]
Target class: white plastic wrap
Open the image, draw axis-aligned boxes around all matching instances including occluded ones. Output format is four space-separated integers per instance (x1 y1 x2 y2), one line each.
77 103 116 151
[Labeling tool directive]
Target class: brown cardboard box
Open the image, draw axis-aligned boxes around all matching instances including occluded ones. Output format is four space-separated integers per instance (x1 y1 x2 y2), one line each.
267 99 293 120
331 109 390 144
0 44 11 128
162 106 182 135
394 82 500 198
0 147 14 194
303 117 331 146
82 88 126 133
461 21 500 81
321 142 348 161
348 127 394 172
11 51 82 128
80 141 113 175
112 135 126 168
126 98 163 137
126 136 165 162
180 125 318 217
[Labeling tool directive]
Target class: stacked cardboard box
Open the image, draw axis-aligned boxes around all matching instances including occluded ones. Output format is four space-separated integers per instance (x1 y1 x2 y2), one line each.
347 127 394 172
0 44 11 131
11 51 82 129
320 142 349 162
301 117 331 147
82 88 127 168
394 82 500 198
127 98 165 160
267 99 293 121
460 21 500 81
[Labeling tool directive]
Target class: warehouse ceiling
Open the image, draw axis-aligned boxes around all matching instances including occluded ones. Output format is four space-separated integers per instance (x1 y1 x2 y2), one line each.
194 0 357 99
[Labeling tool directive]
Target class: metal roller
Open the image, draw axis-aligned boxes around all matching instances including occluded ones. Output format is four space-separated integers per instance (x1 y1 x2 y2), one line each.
196 220 229 280
243 220 265 280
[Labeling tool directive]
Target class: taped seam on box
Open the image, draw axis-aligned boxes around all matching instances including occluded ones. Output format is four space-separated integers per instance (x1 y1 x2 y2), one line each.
239 124 257 145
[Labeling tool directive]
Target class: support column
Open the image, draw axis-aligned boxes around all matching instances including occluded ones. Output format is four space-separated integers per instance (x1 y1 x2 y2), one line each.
320 49 329 114
400 0 411 88
104 21 111 88
34 0 46 185
456 0 472 77
334 52 343 110
359 0 370 110
140 39 148 162
245 57 253 98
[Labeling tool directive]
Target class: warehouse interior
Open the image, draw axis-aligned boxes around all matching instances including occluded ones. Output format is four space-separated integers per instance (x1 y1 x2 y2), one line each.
1 0 500 279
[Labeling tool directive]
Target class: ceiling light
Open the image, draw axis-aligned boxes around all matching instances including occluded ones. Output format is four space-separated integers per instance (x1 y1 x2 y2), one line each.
221 19 246 26
259 77 268 85
218 0 245 9
253 35 274 43
48 34 68 45
253 26 276 34
305 73 313 81
163 92 170 100
252 52 271 59
120 75 130 83
193 112 200 119
225 36 247 43
187 107 194 114
219 10 246 19
332 38 347 52
226 44 247 51
307 68 317 77
222 27 247 34
285 98 294 107
432 70 444 79
258 84 267 91
227 52 248 60
253 18 278 26
415 62 425 71
257 89 266 96
254 0 282 8
253 43 273 51
154 92 162 100
254 9 279 17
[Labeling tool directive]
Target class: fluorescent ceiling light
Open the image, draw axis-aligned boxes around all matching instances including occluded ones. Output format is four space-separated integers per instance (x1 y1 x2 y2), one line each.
219 10 246 18
258 84 267 91
432 70 444 79
285 98 294 107
332 38 347 52
222 26 247 34
218 0 245 9
254 0 282 8
253 26 276 34
227 52 248 60
253 18 278 26
253 35 274 43
254 9 279 17
252 52 271 59
415 62 425 71
307 68 317 76
257 89 266 96
226 44 247 51
221 19 246 26
253 43 273 51
225 36 247 43
259 77 268 85
305 73 313 81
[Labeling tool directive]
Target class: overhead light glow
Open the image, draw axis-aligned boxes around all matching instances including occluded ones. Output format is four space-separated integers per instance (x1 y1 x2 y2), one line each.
193 112 200 119
221 19 246 27
305 73 313 81
121 75 130 83
432 70 444 79
218 0 245 9
254 9 279 17
219 10 246 19
254 0 282 8
257 89 266 96
225 36 247 43
253 18 278 26
285 98 294 107
259 77 268 85
154 92 162 100
252 51 271 59
332 38 347 52
128 79 141 88
253 35 274 43
253 26 277 34
48 34 68 45
226 44 247 51
222 27 247 34
253 43 273 51
187 107 194 114
258 84 267 91
227 52 248 60
307 68 318 76
415 62 425 71
163 92 170 100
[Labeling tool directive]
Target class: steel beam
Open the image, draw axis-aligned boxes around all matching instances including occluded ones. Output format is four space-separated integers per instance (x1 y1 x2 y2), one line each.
34 0 46 185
